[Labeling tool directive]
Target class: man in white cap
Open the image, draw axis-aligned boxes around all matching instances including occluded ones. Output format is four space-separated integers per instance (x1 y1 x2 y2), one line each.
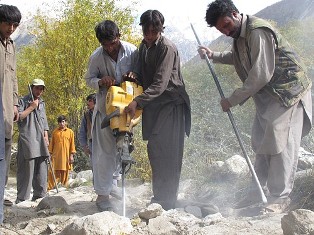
15 79 50 203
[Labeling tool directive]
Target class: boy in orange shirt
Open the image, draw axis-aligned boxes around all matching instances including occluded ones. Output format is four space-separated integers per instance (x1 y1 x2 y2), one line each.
48 115 76 190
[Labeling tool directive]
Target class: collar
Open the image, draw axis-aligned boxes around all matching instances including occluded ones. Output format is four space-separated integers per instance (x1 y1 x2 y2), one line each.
239 14 248 39
142 35 161 48
0 36 13 47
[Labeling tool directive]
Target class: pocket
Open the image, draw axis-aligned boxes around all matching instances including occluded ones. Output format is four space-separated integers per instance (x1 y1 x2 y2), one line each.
272 65 300 94
272 80 303 99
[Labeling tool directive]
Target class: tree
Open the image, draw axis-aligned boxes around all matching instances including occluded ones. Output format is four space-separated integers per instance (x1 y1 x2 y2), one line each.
16 0 152 178
17 0 141 137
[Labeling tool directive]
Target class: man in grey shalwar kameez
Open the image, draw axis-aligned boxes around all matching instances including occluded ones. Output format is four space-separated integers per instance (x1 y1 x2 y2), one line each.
125 10 191 210
0 82 6 223
16 79 50 203
198 0 312 212
85 20 138 212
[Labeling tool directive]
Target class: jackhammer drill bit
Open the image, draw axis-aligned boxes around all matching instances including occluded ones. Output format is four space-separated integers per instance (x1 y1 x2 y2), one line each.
116 133 136 217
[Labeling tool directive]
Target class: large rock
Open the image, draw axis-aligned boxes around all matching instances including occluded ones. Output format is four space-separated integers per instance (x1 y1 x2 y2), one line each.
221 155 250 180
60 211 133 235
138 203 164 220
281 209 314 235
36 196 70 214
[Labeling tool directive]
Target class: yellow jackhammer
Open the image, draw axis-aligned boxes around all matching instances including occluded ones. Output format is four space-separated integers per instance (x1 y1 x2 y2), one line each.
101 81 143 216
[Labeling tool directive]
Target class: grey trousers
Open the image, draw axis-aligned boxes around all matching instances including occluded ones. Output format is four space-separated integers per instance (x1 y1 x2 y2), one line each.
254 102 304 201
4 138 12 186
16 153 48 201
91 112 118 196
147 103 186 210
0 159 5 223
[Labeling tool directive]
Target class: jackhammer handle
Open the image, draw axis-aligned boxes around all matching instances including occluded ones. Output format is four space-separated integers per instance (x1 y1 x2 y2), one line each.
126 113 131 127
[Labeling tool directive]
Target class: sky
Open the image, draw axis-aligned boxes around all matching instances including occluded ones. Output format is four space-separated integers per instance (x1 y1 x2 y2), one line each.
0 0 282 21
1 0 282 41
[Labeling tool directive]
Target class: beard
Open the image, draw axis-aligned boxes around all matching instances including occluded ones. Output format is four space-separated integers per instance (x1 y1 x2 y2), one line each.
229 18 241 39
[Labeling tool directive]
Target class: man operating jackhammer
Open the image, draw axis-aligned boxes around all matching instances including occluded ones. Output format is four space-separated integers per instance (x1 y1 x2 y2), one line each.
85 19 138 213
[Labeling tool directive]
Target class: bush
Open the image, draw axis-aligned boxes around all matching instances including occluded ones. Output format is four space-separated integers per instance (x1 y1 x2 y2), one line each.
73 148 92 173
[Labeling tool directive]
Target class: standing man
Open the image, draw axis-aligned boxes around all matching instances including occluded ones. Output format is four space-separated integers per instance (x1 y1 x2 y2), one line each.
85 20 138 212
125 10 191 210
0 81 6 223
0 4 21 207
15 79 49 204
79 93 96 162
48 115 76 190
198 0 312 212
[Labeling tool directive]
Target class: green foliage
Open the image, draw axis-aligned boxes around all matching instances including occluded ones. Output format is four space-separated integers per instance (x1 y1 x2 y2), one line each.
127 124 152 182
181 47 255 180
73 148 92 173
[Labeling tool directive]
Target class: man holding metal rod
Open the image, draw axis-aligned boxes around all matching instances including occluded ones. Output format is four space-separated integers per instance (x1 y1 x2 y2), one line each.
15 79 50 204
197 0 312 213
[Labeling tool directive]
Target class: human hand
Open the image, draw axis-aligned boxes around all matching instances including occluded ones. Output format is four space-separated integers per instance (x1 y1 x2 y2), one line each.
83 145 91 155
13 105 19 122
30 99 39 110
124 100 137 119
198 45 213 59
98 76 116 88
69 154 74 164
44 136 49 146
122 72 139 84
220 98 232 112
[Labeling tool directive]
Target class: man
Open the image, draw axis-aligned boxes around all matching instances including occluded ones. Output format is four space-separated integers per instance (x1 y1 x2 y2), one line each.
85 20 138 212
0 4 21 207
125 10 191 210
0 81 6 223
198 0 312 212
79 93 96 160
48 115 76 190
16 79 49 204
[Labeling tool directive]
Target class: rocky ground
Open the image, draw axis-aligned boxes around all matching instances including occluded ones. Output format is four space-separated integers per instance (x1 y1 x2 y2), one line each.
1 149 314 234
0 174 303 235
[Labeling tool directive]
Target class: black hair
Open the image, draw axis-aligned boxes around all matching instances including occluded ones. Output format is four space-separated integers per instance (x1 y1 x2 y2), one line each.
0 4 22 24
139 10 165 34
86 93 96 104
95 20 120 43
31 84 45 91
205 0 239 27
57 115 66 123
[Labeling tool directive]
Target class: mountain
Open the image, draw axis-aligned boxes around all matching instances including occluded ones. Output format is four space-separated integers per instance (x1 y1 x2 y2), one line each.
255 0 314 26
11 18 36 50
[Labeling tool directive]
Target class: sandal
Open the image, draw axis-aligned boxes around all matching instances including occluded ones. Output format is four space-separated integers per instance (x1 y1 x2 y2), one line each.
4 199 13 206
96 199 116 212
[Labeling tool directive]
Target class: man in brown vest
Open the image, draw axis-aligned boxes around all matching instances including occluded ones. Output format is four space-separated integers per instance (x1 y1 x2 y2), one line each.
198 0 312 213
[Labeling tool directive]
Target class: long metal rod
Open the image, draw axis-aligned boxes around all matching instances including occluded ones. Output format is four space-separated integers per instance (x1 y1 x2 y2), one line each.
46 157 59 193
190 23 267 204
